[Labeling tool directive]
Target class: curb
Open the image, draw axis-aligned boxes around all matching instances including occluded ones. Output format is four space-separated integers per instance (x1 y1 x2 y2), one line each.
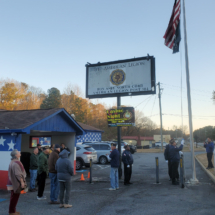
195 155 215 184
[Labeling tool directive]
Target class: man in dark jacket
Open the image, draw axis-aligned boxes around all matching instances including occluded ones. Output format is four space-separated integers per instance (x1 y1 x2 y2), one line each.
60 143 70 154
108 143 120 191
29 148 39 192
204 138 214 169
164 140 173 181
48 144 61 204
122 145 134 185
55 150 73 208
169 139 184 185
37 143 42 155
37 146 49 200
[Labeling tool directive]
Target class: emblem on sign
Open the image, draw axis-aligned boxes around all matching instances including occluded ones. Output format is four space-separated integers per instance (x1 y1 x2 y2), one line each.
123 110 132 120
110 69 126 86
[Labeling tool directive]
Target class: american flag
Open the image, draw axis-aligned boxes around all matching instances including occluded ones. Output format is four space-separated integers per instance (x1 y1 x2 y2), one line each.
163 0 181 53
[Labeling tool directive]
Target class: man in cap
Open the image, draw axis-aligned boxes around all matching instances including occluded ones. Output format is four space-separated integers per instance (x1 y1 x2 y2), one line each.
37 143 42 155
108 143 120 191
48 144 61 204
122 145 133 186
60 143 70 154
37 146 49 200
169 139 184 185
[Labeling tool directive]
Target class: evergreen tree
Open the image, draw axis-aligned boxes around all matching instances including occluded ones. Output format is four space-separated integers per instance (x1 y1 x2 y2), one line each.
40 87 61 109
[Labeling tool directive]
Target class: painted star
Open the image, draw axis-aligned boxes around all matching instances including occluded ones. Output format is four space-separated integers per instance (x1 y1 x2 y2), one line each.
8 140 16 151
0 136 6 146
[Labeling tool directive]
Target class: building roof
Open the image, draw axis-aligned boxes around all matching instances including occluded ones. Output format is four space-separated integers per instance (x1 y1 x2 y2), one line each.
0 108 85 135
0 108 62 129
77 122 104 132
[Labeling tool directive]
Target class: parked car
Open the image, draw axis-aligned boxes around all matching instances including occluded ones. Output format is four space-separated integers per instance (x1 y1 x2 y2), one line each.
86 142 112 164
155 142 168 147
76 145 97 170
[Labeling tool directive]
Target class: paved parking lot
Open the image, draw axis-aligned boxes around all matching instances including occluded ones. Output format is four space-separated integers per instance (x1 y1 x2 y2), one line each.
1 152 215 215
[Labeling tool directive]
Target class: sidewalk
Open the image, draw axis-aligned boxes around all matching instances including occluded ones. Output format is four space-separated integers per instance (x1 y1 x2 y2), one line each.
195 153 215 183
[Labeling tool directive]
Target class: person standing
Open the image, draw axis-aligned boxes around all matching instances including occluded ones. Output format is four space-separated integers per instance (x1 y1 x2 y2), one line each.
55 150 73 208
204 138 214 169
122 145 133 186
7 149 27 215
37 143 42 155
37 146 49 200
164 140 173 181
48 144 61 204
49 144 55 154
169 139 184 185
60 143 70 154
109 143 120 191
29 148 39 192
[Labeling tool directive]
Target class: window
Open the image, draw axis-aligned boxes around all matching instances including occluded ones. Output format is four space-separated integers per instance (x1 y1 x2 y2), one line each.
100 144 110 150
91 145 100 150
84 147 95 152
76 147 81 151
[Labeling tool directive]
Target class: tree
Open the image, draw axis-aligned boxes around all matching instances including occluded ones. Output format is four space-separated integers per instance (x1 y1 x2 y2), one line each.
0 82 23 110
40 87 61 109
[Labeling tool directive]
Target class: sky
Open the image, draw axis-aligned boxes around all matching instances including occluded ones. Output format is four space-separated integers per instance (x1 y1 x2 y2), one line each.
0 0 214 133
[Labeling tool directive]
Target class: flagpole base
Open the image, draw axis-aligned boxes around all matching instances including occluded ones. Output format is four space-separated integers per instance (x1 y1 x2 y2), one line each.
189 178 199 185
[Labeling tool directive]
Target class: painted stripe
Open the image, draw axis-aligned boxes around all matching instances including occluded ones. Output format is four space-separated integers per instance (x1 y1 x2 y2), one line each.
0 170 8 190
0 151 11 171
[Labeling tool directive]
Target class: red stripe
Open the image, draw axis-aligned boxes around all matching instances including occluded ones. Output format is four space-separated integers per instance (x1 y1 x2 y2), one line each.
0 170 8 190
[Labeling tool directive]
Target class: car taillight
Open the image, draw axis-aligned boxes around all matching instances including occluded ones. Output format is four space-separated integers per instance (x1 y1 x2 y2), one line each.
83 152 92 154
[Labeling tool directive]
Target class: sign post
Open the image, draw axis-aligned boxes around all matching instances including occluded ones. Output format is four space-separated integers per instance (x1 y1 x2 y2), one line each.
117 96 122 179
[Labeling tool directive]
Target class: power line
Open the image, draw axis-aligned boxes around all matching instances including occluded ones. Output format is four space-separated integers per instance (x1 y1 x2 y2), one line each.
135 95 153 108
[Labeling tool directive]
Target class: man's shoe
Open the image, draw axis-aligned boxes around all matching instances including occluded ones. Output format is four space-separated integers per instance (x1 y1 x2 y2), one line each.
15 212 20 215
59 204 64 208
116 187 119 190
128 182 133 184
172 181 179 185
109 188 116 191
64 204 72 208
53 201 60 204
206 167 210 169
124 183 130 186
37 196 46 200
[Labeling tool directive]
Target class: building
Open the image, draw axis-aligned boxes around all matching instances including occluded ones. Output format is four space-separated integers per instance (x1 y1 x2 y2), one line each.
0 108 85 189
122 136 155 147
77 122 104 143
153 135 171 143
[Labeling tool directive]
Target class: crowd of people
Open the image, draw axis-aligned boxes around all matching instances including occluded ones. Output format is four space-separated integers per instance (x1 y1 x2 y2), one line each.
7 143 73 215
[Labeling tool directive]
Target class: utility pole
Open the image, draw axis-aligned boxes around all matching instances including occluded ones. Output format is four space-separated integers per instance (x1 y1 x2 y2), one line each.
158 82 163 150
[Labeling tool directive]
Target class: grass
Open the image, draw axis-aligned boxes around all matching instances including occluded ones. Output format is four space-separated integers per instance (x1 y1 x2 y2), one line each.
196 153 215 177
136 144 205 153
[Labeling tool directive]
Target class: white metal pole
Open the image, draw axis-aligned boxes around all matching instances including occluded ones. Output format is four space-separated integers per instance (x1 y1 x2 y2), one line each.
182 0 198 183
158 82 163 150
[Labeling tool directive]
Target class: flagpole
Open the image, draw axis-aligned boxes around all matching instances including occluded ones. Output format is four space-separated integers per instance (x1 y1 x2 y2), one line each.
182 0 198 183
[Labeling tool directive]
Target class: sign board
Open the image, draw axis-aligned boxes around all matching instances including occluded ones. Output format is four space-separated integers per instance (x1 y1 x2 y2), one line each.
86 56 156 99
107 107 135 127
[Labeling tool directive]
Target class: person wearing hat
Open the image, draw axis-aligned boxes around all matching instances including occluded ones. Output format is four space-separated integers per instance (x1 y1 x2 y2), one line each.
169 139 184 185
108 143 120 191
37 146 49 200
48 144 61 204
37 143 42 155
122 145 134 185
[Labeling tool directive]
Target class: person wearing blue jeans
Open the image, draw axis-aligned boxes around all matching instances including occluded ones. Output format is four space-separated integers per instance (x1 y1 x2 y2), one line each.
109 143 120 191
29 148 39 192
48 144 61 204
